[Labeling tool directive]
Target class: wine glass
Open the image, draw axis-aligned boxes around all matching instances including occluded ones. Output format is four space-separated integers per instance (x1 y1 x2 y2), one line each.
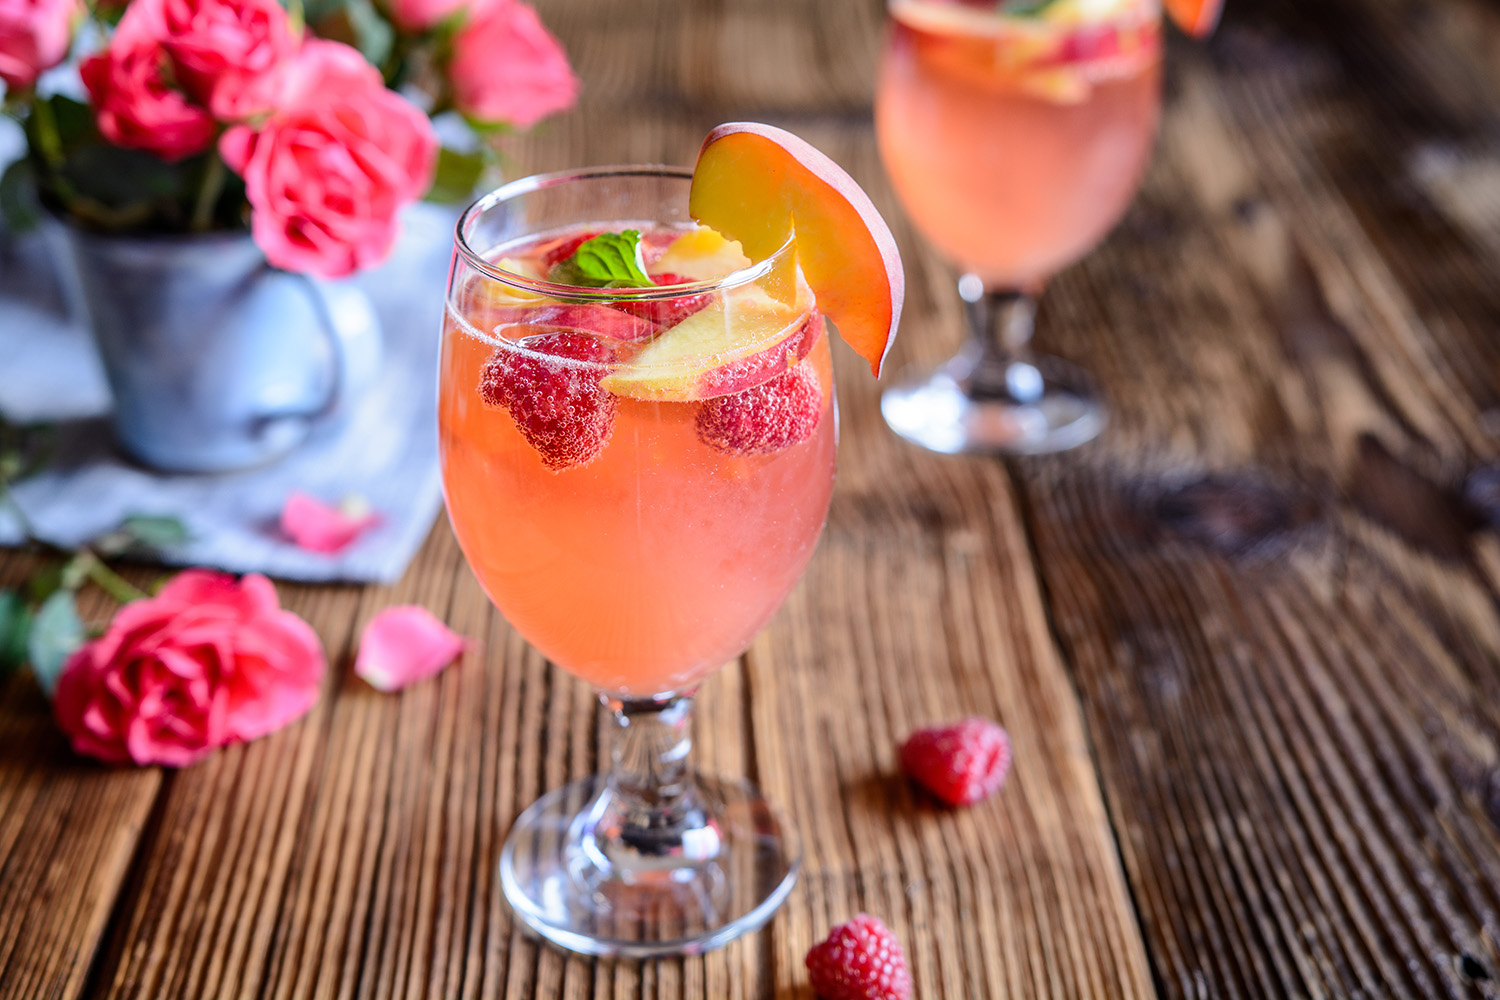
875 0 1163 454
440 167 835 956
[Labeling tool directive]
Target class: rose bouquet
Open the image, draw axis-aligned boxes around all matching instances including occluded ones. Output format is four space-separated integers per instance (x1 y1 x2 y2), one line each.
0 0 578 277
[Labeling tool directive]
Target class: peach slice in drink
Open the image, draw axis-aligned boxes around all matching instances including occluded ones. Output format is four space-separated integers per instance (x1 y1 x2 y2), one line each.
688 123 904 377
599 280 820 401
649 227 752 281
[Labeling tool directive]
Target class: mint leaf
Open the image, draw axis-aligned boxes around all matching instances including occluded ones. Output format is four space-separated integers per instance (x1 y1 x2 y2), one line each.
1003 0 1062 14
28 590 82 698
548 231 656 289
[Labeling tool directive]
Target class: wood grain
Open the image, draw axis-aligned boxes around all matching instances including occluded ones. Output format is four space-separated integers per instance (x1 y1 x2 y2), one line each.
3 0 1500 995
0 555 160 1000
1003 0 1500 994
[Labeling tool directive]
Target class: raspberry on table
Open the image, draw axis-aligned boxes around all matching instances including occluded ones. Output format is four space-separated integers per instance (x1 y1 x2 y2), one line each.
478 332 618 471
899 716 1011 806
805 913 912 1000
695 359 822 456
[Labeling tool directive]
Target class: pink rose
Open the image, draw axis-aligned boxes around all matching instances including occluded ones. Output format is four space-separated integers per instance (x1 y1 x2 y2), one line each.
80 10 216 161
448 0 578 129
53 570 325 767
0 0 79 90
127 0 297 120
385 0 467 31
220 40 438 278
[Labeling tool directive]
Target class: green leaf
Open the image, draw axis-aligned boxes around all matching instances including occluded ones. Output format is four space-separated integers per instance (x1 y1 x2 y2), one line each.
39 95 97 149
300 0 344 23
62 143 186 210
28 590 83 698
0 590 31 676
547 231 656 289
0 157 40 233
94 515 190 557
125 514 190 549
426 146 487 204
25 563 63 604
343 0 394 67
1002 0 1063 14
93 1 128 27
59 552 91 592
0 418 56 484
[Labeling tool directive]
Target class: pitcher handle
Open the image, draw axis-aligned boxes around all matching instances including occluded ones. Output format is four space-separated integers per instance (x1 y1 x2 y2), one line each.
292 272 383 421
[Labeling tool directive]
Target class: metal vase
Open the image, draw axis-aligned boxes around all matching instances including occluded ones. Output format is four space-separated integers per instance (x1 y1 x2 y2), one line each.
55 225 382 473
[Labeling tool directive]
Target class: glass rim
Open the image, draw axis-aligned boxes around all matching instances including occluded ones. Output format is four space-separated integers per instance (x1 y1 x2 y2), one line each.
454 165 796 303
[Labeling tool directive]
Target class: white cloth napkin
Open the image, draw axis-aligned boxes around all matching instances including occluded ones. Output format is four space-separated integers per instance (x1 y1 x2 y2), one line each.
0 181 456 586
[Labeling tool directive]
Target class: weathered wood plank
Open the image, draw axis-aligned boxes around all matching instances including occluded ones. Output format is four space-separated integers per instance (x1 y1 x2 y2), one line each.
7 0 1500 994
0 555 160 1000
730 125 1156 1000
1003 0 1500 992
50 105 1154 997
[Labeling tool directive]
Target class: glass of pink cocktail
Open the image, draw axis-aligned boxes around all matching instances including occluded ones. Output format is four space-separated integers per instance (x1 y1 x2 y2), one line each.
441 127 901 957
876 0 1164 454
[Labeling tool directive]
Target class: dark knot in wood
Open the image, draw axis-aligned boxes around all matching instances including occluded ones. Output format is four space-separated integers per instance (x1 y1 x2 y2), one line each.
1149 473 1321 560
1464 465 1500 529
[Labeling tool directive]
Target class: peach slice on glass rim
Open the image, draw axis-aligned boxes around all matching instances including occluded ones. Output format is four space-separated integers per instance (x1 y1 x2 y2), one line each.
1165 0 1223 37
689 123 904 377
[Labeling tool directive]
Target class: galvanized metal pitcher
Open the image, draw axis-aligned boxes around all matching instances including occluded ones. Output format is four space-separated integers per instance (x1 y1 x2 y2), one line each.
56 226 382 473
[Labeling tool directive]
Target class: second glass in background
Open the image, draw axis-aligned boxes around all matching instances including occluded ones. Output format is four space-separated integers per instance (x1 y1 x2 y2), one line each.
875 0 1163 454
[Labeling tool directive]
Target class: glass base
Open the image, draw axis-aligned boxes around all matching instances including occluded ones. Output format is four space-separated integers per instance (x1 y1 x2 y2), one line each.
499 774 799 958
881 349 1105 455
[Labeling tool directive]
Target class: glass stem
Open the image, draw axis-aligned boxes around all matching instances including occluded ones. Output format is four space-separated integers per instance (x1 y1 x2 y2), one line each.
588 690 717 873
959 277 1043 404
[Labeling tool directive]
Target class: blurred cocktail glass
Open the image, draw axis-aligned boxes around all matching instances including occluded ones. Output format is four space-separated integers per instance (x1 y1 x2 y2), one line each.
876 0 1163 454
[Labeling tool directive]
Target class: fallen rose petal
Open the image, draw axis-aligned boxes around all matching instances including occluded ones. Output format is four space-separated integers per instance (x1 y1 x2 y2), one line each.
281 491 380 553
355 606 466 692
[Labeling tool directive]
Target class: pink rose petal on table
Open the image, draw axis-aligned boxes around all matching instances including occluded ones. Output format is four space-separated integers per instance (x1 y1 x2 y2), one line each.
355 607 466 692
281 491 380 553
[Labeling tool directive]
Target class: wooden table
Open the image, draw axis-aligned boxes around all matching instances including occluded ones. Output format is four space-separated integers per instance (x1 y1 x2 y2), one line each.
5 0 1500 994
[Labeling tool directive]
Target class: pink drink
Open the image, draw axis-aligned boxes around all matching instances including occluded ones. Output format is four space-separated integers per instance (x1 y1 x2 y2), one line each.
440 226 836 697
876 0 1162 288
